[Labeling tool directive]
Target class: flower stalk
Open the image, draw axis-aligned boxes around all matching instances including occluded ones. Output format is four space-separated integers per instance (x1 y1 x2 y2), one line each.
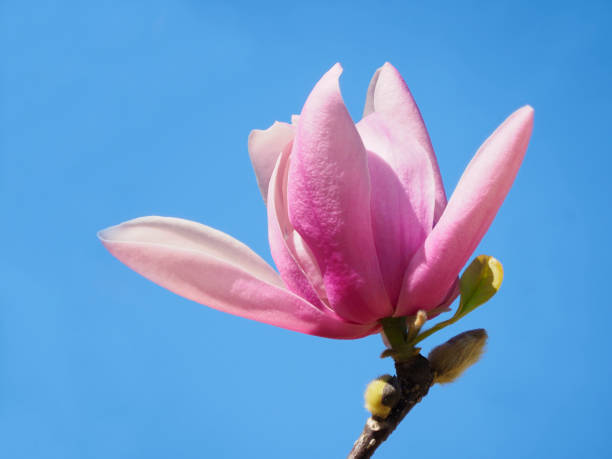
350 327 489 458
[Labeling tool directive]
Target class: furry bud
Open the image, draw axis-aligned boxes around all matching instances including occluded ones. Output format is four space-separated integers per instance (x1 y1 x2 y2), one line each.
364 374 400 418
428 329 488 384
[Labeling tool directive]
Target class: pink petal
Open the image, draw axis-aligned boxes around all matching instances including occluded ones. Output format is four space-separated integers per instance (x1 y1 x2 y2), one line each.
422 277 460 319
363 63 447 223
357 113 436 304
248 121 294 203
98 216 376 339
267 142 331 310
397 106 534 315
287 63 392 323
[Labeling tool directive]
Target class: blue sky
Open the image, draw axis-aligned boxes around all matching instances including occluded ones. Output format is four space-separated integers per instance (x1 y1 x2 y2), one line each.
1 1 611 458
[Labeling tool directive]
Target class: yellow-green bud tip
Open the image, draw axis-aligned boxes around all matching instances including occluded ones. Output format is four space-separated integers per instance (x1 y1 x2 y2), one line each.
364 374 399 419
457 255 504 318
428 329 488 384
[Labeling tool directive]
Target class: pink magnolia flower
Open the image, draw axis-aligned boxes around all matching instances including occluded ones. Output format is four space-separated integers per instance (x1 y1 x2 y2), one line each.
99 63 533 339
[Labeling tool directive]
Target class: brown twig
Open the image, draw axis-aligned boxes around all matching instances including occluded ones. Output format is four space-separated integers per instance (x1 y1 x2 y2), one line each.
348 354 434 459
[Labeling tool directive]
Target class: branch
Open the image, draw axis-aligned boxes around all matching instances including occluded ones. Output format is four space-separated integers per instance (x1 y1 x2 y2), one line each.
348 354 434 459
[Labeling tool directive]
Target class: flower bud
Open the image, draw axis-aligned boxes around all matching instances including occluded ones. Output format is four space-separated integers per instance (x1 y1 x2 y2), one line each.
406 310 428 342
428 329 488 384
457 255 504 318
364 374 400 418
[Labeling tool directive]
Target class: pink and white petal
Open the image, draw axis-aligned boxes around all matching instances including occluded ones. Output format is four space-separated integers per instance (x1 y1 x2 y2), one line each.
362 66 382 119
363 63 447 223
397 106 534 314
98 217 376 339
100 216 283 286
364 151 431 305
358 114 436 233
357 113 436 304
248 121 294 203
288 63 392 323
267 144 330 310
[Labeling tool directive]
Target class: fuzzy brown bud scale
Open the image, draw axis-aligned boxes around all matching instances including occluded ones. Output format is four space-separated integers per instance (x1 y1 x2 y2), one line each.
428 328 488 384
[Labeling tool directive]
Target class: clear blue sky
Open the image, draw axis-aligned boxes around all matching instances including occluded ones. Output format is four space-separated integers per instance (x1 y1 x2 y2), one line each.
1 1 611 458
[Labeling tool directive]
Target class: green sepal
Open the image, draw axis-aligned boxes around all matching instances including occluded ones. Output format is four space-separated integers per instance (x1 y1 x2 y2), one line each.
379 317 419 362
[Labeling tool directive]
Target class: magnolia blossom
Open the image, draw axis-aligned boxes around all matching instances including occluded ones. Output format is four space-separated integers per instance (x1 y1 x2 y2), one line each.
99 63 533 339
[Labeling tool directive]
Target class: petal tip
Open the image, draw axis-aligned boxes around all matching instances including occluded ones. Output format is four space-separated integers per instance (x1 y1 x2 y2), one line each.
380 61 397 73
247 122 283 147
300 63 349 119
97 216 158 244
380 62 404 81
512 105 535 127
97 222 128 246
96 229 107 241
97 225 116 242
518 104 535 118
324 63 344 85
509 105 535 139
97 226 118 251
317 63 343 87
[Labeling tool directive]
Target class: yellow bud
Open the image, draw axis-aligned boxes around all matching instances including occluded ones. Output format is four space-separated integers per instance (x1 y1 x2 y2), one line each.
364 374 399 419
428 329 488 384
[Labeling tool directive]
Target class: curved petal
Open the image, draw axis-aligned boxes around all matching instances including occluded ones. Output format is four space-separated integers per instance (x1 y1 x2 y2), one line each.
100 216 283 286
397 106 534 315
363 62 447 223
357 114 436 304
267 143 330 310
98 216 376 339
287 63 391 323
248 122 294 203
421 277 460 319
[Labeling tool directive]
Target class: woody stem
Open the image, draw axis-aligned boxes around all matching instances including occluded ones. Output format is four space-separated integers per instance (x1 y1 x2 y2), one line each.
347 354 434 459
